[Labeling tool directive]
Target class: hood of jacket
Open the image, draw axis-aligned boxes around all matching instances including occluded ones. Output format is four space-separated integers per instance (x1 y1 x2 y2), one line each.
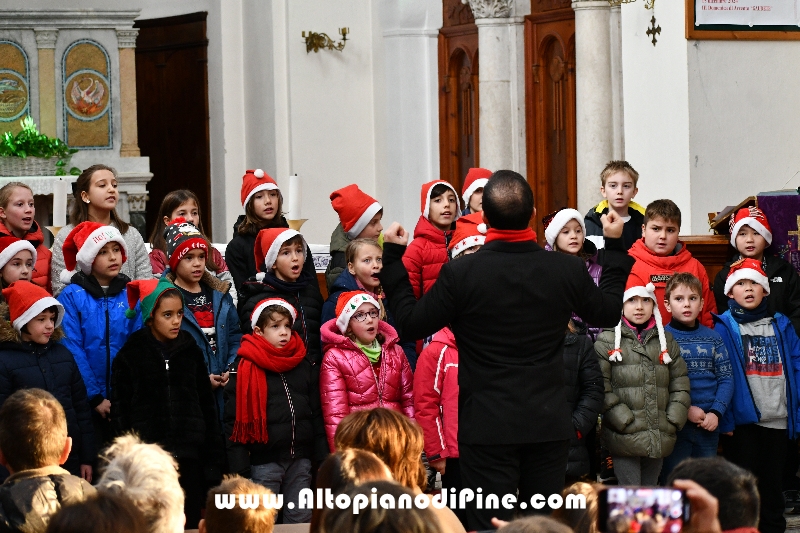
0 303 63 344
68 271 131 298
592 199 646 216
329 267 360 295
628 238 692 271
329 223 350 254
321 317 399 351
430 327 456 349
0 219 45 247
412 215 452 244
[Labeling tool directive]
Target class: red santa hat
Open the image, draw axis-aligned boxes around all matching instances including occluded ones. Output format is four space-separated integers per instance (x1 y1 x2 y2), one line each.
241 169 280 208
609 279 670 365
335 290 380 334
2 280 64 332
724 257 770 296
330 185 383 239
254 228 307 274
543 208 586 248
250 298 297 331
728 206 772 247
449 212 487 257
461 168 492 207
60 222 127 284
420 180 461 220
0 236 36 272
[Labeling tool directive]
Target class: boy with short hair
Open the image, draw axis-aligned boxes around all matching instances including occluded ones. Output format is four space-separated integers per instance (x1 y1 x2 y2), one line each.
200 475 277 533
715 258 800 533
0 388 95 533
628 199 717 327
660 273 733 482
584 160 646 250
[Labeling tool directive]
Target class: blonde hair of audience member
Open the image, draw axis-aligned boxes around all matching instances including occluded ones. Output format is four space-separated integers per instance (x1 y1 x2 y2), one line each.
551 482 601 533
97 434 185 533
498 516 573 533
44 491 148 533
0 388 69 473
200 475 276 533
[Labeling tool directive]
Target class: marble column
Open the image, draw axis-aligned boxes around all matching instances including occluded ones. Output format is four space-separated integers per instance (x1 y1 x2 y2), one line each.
610 5 624 161
116 29 140 157
34 29 57 138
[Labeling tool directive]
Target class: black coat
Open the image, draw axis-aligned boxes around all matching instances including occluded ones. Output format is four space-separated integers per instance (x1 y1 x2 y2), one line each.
111 329 223 465
562 330 603 479
585 206 644 251
379 237 633 445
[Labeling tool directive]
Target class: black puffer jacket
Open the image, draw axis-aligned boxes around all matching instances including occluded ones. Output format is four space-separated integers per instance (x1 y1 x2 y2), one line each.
238 271 324 363
111 328 223 465
562 328 604 479
0 465 95 533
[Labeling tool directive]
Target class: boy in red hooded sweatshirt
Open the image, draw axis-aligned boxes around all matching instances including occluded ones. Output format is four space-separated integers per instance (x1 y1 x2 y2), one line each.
628 199 716 327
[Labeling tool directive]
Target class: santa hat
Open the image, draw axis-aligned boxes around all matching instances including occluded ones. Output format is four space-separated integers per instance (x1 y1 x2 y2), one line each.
420 180 461 221
125 278 183 323
60 222 127 284
0 236 36 272
164 217 208 272
2 281 64 332
723 257 770 296
543 208 586 248
609 279 670 365
449 212 487 257
330 185 383 239
335 290 380 334
250 298 297 331
241 169 280 208
729 206 772 247
254 228 307 274
461 168 492 207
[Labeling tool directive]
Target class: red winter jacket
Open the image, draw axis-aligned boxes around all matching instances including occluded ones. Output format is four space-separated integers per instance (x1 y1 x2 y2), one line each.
628 238 717 328
402 216 453 299
413 328 458 460
320 319 414 451
0 221 51 293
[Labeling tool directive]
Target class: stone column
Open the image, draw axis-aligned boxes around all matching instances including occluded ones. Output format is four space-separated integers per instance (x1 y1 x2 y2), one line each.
34 29 58 138
116 29 140 157
572 0 613 213
610 5 624 161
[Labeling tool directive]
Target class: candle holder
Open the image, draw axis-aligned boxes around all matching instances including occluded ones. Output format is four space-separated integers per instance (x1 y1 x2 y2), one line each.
302 28 349 53
288 219 308 232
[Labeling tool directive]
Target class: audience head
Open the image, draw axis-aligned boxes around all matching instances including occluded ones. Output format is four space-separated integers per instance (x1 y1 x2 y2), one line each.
499 516 573 533
45 491 148 533
200 475 277 533
482 170 534 230
0 388 69 473
97 434 185 533
551 482 601 533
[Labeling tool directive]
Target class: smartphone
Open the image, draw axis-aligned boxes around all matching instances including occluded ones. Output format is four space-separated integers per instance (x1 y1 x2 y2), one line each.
597 487 690 533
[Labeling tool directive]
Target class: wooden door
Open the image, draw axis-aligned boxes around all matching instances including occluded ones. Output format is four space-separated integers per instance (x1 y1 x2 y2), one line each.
525 8 576 241
134 13 212 239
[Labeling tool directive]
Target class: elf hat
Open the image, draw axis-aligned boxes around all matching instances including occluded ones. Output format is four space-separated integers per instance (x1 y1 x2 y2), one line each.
461 168 493 207
724 257 770 296
254 228 307 274
543 208 586 248
60 222 127 284
729 206 772 247
420 180 461 221
2 281 64 332
609 279 670 365
0 236 36 272
125 278 184 323
164 217 208 272
449 212 487 257
241 169 280 208
335 290 380 334
330 185 383 239
250 298 297 331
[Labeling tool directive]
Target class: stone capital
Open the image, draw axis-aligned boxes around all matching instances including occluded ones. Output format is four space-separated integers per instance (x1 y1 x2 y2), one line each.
571 0 613 10
127 193 148 213
34 28 58 49
116 28 139 48
461 0 513 19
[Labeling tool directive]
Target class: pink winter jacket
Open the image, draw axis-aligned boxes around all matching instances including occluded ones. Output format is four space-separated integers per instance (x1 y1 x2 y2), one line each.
320 319 414 451
414 328 459 460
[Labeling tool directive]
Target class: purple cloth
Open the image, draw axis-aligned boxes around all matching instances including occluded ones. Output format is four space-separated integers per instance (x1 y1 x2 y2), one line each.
756 192 800 273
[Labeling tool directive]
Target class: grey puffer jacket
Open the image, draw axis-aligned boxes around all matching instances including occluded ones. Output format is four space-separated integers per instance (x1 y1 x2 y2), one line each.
595 323 690 459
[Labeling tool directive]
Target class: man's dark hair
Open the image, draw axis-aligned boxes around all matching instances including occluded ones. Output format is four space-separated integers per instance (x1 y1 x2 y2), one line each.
482 170 534 230
666 457 759 530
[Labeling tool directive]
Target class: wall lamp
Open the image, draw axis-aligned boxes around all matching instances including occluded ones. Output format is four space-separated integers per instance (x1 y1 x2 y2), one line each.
302 28 349 53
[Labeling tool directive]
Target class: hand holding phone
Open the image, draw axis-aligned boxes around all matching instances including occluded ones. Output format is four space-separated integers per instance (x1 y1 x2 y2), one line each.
598 487 690 533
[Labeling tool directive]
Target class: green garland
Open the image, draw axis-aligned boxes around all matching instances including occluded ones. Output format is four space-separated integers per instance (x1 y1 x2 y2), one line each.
0 117 80 175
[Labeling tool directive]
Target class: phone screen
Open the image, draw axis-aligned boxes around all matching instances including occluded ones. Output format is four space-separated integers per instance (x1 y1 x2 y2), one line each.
599 487 688 533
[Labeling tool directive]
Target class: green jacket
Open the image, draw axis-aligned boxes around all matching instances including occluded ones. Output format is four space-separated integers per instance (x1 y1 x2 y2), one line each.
325 223 351 294
595 323 690 459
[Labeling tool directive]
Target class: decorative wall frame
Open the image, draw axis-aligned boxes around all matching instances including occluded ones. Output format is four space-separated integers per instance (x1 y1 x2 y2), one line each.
0 40 30 132
686 0 800 41
61 39 112 149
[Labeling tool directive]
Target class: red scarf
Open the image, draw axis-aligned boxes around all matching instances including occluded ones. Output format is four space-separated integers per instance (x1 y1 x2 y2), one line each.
230 332 307 444
484 227 538 243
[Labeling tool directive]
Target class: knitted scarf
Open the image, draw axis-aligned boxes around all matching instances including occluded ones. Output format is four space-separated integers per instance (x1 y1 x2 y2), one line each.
230 332 307 444
728 297 770 324
484 228 538 243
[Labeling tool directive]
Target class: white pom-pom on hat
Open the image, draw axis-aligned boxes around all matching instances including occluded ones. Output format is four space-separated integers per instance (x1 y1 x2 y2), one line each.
477 223 487 234
254 169 265 178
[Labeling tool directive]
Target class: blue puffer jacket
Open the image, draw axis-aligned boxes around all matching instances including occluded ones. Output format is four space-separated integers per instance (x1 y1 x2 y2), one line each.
57 273 142 407
714 310 800 438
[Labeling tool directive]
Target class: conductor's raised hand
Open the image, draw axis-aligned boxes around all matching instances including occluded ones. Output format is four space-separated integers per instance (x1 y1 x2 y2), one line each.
601 211 624 239
383 222 409 246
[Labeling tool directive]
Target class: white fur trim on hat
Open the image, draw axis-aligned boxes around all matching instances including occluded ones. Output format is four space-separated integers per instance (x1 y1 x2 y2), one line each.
250 298 298 331
423 182 461 221
724 268 770 297
544 209 586 247
623 282 658 304
243 170 280 207
730 217 773 247
263 229 307 271
13 297 64 332
614 283 670 364
0 240 36 272
345 201 383 240
75 226 127 275
336 292 380 334
462 178 488 206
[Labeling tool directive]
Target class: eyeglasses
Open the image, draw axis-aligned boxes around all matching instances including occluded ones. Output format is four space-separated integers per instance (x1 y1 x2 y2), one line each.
352 309 380 322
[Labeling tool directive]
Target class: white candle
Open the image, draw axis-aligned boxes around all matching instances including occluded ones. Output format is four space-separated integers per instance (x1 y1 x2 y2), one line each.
287 174 301 220
52 178 68 227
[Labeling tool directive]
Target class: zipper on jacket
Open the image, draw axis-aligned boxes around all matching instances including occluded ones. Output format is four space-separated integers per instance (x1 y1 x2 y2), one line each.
296 292 309 347
104 302 111 399
280 374 296 457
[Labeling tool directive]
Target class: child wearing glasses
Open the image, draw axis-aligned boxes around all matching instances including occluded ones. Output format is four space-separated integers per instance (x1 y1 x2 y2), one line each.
320 291 413 451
